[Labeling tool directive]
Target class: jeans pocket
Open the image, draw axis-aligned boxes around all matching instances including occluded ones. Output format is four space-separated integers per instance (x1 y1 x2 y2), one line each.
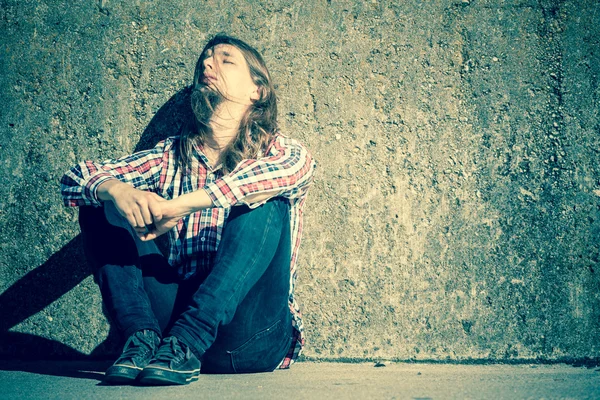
229 319 288 373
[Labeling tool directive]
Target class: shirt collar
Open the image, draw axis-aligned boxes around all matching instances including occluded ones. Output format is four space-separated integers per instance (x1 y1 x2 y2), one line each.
192 141 223 172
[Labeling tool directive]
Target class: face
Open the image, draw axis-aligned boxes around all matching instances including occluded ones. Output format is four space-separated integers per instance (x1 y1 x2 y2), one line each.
201 44 259 106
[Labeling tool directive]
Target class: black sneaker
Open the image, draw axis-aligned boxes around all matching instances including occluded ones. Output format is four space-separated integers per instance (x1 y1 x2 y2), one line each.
104 329 160 384
138 336 201 385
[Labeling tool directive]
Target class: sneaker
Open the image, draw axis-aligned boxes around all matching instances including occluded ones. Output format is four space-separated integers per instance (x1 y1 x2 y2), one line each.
138 336 201 385
104 329 160 384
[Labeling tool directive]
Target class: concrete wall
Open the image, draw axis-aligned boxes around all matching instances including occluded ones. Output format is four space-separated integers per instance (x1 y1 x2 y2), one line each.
1 0 599 361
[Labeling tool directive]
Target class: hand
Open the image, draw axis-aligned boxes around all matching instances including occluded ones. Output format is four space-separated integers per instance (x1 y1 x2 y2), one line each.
97 180 214 241
138 199 184 241
138 189 216 241
98 180 164 235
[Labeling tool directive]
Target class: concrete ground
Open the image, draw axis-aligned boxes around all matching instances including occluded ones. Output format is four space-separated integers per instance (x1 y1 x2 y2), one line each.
0 361 598 400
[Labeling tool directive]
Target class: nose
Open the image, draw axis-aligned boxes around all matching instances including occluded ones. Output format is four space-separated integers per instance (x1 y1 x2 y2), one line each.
203 55 214 71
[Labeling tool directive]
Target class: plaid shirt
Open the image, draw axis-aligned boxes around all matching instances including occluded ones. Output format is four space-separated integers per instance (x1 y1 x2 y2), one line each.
60 133 316 368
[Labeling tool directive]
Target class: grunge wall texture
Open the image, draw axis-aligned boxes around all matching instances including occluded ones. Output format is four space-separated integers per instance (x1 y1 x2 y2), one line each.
1 0 599 361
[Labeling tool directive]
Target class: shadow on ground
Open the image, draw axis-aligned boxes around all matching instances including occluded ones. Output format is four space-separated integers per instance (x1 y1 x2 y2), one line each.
0 359 111 381
0 88 193 379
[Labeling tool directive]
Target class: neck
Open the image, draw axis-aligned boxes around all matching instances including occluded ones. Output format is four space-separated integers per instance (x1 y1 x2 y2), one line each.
205 101 248 150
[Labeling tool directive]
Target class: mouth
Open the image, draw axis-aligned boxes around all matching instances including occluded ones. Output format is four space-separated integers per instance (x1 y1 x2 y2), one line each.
203 74 217 83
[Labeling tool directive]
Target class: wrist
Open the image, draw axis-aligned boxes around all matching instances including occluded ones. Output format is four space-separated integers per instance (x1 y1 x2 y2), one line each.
97 179 123 201
173 189 214 215
168 196 194 218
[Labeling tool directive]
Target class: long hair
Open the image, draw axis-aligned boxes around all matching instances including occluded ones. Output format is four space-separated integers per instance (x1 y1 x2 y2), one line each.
177 34 278 174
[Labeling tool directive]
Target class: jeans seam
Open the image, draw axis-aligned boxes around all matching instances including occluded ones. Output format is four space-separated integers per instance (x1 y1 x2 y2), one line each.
228 319 282 355
220 204 277 324
229 318 287 373
120 267 161 338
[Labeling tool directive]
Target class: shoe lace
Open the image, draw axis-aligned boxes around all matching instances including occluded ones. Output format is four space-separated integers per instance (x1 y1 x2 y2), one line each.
154 336 185 363
119 331 155 361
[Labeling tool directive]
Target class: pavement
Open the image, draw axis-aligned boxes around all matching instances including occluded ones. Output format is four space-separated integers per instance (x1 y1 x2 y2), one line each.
0 360 599 399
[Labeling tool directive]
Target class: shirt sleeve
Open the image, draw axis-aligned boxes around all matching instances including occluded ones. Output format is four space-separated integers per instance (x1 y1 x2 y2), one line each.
204 135 316 209
60 139 172 207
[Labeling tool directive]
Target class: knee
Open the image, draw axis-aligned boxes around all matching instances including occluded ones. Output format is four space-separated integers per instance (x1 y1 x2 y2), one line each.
255 197 289 221
102 201 132 229
265 197 290 214
78 205 108 233
78 205 141 268
228 197 290 223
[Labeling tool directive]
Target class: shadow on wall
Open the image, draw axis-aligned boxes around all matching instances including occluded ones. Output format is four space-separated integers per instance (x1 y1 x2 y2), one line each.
0 87 194 360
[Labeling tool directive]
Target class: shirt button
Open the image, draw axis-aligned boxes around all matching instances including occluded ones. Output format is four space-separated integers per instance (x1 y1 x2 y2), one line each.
200 237 206 242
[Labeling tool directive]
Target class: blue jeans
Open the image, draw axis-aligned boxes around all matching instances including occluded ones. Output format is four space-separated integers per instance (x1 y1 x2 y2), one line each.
79 198 293 374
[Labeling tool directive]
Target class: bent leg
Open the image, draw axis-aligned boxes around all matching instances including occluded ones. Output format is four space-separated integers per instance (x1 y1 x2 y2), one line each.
169 198 292 372
79 202 177 338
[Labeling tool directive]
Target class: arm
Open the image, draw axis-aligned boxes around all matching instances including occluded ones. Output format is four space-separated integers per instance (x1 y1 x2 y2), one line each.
140 136 316 241
97 179 165 234
138 136 316 241
60 139 171 207
60 139 172 233
203 135 316 209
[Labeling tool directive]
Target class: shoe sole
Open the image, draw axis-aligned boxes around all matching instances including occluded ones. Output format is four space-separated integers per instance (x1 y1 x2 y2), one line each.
139 366 200 386
104 365 143 384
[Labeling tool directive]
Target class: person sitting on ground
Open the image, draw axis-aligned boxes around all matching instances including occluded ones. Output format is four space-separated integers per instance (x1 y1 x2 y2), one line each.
60 33 316 385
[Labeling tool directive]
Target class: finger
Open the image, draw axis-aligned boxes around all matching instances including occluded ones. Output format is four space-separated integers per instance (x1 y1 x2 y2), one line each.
132 208 145 228
124 213 138 229
139 232 157 241
141 203 154 226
